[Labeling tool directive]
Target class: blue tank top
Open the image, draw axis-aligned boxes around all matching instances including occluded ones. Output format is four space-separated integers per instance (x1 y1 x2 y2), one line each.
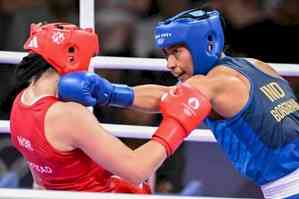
205 56 299 185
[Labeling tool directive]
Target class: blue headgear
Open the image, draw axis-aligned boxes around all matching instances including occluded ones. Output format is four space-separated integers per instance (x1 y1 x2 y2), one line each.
155 9 224 75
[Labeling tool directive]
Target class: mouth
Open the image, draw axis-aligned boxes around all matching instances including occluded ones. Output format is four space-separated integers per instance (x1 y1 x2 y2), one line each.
170 67 187 80
174 71 186 80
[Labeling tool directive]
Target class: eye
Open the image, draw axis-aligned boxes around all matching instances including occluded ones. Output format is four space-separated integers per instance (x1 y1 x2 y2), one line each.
163 48 179 60
173 49 180 58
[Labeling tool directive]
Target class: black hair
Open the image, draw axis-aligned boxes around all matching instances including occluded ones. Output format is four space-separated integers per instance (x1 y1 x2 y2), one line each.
0 53 53 113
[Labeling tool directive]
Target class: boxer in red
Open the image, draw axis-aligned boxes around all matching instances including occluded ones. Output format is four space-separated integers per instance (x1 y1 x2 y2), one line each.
6 22 211 193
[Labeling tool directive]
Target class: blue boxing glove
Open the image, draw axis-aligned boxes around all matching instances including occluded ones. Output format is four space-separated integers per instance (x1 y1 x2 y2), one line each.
58 71 134 107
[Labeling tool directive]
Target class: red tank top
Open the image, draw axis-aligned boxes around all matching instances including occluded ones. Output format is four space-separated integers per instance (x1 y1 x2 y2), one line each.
10 91 112 191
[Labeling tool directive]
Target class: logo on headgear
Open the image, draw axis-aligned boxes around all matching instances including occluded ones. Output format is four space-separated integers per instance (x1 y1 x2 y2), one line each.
27 36 38 48
155 33 172 46
51 31 65 45
157 38 164 45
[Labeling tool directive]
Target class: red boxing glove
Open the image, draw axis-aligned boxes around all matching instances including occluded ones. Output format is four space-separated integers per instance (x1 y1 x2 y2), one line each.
109 175 152 194
152 83 211 157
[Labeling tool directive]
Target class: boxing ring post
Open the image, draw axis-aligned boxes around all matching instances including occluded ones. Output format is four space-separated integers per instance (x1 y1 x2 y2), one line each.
79 0 95 29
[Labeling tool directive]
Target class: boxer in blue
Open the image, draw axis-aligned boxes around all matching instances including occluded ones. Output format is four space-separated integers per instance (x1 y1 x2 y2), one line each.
58 9 299 199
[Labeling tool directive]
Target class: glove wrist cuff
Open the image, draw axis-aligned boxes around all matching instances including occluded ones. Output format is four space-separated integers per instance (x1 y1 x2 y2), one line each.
110 84 134 107
152 117 186 157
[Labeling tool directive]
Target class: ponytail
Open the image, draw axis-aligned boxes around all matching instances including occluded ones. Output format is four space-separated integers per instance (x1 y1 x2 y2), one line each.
0 53 52 113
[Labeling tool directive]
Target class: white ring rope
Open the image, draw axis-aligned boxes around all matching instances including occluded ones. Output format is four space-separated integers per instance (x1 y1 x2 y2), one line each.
0 188 253 199
0 50 298 142
0 120 216 142
1 51 299 76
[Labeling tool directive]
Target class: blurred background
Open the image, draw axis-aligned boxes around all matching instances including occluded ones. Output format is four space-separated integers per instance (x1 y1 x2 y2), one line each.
0 0 298 198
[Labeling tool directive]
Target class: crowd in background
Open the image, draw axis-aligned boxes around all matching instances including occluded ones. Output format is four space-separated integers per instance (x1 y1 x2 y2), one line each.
0 0 298 197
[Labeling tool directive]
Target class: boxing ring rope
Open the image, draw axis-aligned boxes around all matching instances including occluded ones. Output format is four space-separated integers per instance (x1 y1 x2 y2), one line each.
1 51 299 143
0 120 216 142
1 51 299 75
0 188 252 199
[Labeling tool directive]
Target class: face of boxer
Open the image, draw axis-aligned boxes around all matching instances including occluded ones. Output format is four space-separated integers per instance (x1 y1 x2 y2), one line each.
164 45 194 82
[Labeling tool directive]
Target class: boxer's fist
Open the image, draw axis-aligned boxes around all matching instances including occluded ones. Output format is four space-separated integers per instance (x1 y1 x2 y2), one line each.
58 71 134 107
109 175 151 194
160 83 211 132
152 83 211 156
58 72 99 106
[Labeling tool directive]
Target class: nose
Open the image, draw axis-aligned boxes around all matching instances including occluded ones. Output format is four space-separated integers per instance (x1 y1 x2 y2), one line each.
167 55 176 70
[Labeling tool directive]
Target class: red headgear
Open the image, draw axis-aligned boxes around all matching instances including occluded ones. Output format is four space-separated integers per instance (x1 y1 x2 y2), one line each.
24 23 99 74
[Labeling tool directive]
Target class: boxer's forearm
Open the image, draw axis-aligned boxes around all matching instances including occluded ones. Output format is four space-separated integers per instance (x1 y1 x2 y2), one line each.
131 84 171 113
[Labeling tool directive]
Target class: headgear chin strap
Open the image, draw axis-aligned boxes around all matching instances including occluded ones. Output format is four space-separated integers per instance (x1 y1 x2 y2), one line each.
155 9 224 75
24 23 99 75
